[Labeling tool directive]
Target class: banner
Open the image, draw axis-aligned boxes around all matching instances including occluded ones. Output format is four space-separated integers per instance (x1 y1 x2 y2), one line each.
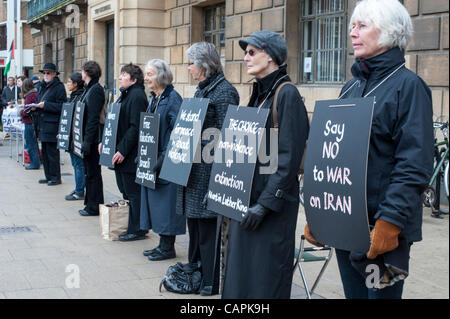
99 103 121 168
57 102 75 150
159 98 209 186
72 101 85 158
135 112 160 189
207 105 269 222
303 97 375 252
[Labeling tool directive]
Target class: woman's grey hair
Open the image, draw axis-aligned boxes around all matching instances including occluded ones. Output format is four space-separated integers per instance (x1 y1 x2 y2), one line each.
145 59 173 88
350 0 413 51
186 42 223 78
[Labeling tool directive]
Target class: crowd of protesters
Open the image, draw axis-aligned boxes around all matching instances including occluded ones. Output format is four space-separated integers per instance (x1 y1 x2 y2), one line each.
0 0 435 300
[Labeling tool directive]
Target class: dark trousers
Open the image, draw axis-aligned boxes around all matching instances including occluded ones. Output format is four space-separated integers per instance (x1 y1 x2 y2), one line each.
160 234 176 251
187 217 220 291
115 170 143 234
335 249 405 299
83 147 104 214
41 141 60 181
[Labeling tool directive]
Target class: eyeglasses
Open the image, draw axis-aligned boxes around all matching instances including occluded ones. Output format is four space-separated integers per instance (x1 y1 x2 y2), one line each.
188 62 194 66
43 71 53 75
244 49 258 57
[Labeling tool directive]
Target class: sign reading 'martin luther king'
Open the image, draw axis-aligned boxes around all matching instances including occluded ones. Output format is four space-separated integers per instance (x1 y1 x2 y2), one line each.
303 97 375 253
207 105 269 222
99 103 121 168
159 98 209 187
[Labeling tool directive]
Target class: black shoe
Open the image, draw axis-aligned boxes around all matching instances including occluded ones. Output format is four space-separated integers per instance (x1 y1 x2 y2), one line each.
119 233 147 242
78 209 99 216
25 166 39 170
143 246 160 257
147 247 176 261
38 179 48 184
47 180 62 186
65 191 84 200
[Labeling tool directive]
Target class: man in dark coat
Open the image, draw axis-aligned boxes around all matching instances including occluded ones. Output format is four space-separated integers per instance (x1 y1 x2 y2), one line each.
222 31 309 299
110 63 148 240
35 63 67 185
78 61 105 216
1 77 21 108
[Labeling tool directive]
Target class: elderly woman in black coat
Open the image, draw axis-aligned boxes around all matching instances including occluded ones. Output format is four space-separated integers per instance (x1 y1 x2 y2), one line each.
305 0 434 299
221 31 309 299
140 59 186 260
35 63 67 186
176 42 239 296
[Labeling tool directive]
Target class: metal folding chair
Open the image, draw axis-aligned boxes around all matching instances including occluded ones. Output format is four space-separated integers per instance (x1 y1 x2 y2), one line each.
294 235 334 299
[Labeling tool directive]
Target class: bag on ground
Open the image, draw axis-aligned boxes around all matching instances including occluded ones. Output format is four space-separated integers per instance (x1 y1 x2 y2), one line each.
99 200 129 241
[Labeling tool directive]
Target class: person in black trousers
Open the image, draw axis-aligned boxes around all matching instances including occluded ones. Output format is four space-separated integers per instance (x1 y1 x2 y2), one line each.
34 63 67 186
102 63 148 241
78 61 105 216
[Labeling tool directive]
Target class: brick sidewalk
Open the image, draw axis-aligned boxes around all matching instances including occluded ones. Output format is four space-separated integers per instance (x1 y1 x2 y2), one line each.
0 139 448 299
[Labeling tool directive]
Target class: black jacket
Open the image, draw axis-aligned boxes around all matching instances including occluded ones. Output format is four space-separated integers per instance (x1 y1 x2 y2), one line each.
222 65 309 299
1 85 21 107
114 83 148 173
339 47 434 243
36 77 67 143
176 72 240 219
82 79 105 152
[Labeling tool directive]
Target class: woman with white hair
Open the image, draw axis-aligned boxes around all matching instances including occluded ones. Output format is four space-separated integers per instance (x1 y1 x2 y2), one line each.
140 59 186 260
176 42 239 296
305 0 434 299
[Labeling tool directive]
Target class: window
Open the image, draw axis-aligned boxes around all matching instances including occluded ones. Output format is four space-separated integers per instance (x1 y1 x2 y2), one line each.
0 26 6 51
203 3 225 65
300 0 347 83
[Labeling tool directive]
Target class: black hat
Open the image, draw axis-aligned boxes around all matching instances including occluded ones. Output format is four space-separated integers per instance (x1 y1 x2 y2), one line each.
238 30 287 66
39 63 60 75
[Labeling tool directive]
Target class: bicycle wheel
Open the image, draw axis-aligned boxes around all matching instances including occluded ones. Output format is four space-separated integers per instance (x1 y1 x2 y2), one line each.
298 174 304 206
422 186 436 208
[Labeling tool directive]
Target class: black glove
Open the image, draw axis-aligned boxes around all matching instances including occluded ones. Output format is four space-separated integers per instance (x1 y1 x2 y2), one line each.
82 142 91 156
240 203 269 231
151 155 164 174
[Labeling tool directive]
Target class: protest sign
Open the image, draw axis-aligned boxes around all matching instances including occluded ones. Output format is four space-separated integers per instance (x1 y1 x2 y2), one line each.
57 102 75 150
99 103 121 168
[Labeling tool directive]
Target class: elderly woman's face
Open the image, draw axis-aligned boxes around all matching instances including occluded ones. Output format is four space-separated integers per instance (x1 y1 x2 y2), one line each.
188 61 206 82
118 72 136 89
350 21 387 59
144 66 160 92
243 44 273 79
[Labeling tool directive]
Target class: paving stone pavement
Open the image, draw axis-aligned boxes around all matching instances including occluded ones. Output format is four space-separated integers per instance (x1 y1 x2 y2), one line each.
0 138 448 299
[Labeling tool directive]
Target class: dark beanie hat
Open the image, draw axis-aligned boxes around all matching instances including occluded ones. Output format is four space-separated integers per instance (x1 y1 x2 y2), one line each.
238 30 287 66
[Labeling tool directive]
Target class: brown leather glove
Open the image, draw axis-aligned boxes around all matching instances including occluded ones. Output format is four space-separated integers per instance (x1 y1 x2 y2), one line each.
366 219 402 260
304 224 324 247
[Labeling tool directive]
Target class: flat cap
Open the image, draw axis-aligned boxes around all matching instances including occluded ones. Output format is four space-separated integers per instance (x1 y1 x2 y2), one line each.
239 30 287 66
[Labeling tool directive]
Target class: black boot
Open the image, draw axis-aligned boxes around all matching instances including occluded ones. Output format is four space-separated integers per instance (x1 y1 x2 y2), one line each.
148 235 176 261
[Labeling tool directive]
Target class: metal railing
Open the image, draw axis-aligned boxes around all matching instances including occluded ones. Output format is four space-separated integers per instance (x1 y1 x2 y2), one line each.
27 0 75 22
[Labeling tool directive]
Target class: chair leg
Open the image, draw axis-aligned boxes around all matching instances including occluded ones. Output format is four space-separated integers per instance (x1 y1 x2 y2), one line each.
298 262 312 299
310 248 334 294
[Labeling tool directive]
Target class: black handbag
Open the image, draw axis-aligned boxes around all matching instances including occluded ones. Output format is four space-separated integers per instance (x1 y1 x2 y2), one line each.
159 261 202 294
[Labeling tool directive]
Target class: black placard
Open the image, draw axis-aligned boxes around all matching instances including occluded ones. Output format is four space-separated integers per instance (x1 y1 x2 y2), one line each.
72 101 85 158
135 112 160 189
57 102 75 151
303 97 375 253
207 105 270 222
159 98 210 186
99 103 121 168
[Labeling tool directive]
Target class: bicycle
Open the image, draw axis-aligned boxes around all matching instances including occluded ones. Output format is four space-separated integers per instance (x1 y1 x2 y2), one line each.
422 121 449 216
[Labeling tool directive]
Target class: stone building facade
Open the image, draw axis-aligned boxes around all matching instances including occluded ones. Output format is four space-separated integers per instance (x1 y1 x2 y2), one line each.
27 0 88 84
85 0 448 120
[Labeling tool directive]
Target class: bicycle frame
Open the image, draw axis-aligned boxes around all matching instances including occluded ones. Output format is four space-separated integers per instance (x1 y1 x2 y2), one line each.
429 141 449 187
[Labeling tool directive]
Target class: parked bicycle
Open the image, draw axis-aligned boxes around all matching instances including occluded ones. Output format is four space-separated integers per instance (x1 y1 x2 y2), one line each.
422 121 449 214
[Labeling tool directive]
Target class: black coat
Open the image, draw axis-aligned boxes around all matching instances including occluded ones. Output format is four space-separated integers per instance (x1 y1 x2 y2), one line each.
339 47 434 243
176 73 239 219
82 79 105 152
222 65 309 299
114 83 148 173
36 77 67 143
